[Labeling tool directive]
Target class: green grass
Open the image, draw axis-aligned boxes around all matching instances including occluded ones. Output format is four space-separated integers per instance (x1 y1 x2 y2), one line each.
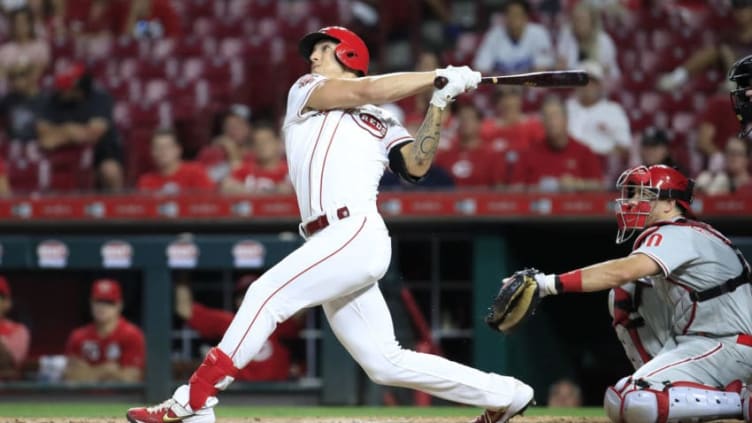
0 404 605 418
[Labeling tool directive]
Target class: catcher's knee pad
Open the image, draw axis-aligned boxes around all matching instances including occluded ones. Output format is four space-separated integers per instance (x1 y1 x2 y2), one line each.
189 347 239 411
614 380 743 423
604 376 632 423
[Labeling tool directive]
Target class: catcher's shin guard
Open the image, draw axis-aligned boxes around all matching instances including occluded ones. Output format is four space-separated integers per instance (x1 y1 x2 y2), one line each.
607 379 743 423
743 384 752 422
188 347 239 411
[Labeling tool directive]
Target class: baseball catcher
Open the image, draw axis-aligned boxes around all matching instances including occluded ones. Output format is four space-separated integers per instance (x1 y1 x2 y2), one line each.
489 164 752 423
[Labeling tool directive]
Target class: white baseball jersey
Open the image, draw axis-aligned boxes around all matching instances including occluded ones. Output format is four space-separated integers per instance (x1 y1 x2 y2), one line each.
206 72 535 413
631 217 752 337
282 74 413 222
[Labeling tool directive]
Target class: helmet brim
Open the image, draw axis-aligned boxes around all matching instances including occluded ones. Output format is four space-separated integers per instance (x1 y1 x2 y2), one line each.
298 32 339 61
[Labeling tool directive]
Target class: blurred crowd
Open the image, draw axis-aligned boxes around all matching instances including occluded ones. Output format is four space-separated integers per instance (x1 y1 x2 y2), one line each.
0 0 748 197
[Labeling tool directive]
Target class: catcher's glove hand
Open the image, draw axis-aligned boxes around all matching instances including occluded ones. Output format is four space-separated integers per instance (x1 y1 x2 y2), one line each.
485 268 545 334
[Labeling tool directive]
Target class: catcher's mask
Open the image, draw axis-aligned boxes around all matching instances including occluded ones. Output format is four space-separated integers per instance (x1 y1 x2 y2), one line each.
728 54 752 137
615 165 695 244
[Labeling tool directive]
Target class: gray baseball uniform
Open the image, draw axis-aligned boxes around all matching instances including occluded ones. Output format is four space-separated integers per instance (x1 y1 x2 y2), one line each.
628 217 752 388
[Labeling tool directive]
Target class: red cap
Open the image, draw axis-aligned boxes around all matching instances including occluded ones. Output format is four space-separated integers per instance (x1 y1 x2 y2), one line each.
0 276 10 298
234 274 259 295
91 278 122 302
54 62 86 91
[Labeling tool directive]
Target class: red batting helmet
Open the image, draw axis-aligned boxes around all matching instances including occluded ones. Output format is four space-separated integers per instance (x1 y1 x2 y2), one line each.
298 26 369 76
614 165 695 244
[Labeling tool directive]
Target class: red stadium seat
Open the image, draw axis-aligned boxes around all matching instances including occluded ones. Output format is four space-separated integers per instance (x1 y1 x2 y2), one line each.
182 0 218 20
174 36 209 58
134 58 171 80
102 77 139 102
248 0 279 19
144 79 169 104
50 36 77 60
112 36 144 58
226 0 251 17
214 18 246 39
672 112 696 135
622 70 653 93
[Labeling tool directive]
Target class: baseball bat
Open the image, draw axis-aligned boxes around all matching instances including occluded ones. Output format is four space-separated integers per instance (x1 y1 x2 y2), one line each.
433 70 589 89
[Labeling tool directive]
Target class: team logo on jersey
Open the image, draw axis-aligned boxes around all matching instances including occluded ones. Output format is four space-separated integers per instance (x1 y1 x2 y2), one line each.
106 343 122 361
37 239 68 268
352 111 387 138
101 240 133 268
82 340 100 362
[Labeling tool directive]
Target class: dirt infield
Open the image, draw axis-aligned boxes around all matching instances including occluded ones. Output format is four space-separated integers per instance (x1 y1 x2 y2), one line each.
0 418 743 423
0 419 606 423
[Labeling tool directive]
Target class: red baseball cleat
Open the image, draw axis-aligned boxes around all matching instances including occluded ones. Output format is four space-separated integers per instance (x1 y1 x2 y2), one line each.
126 385 216 423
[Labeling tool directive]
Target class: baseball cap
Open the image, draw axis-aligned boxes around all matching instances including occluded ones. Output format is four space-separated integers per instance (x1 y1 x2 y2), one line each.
641 127 670 146
234 274 259 295
91 278 122 302
0 276 10 298
578 60 604 82
54 62 86 91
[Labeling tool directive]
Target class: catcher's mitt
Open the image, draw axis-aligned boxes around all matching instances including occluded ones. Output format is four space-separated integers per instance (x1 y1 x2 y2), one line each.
485 268 543 334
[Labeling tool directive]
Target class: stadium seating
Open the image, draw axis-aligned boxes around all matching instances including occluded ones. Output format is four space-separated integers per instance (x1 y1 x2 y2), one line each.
30 0 739 186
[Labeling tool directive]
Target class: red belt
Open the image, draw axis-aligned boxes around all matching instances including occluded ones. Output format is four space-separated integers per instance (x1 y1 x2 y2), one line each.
302 207 350 237
737 334 752 347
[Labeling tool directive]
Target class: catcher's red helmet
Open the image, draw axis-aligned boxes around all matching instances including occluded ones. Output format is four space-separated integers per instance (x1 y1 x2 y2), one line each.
614 165 695 243
298 26 369 76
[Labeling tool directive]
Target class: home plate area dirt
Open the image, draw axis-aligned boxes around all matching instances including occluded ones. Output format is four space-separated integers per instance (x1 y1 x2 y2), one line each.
0 418 744 423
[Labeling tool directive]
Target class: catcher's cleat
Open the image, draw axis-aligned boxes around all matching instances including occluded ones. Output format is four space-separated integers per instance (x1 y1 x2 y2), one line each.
126 386 216 423
471 382 535 423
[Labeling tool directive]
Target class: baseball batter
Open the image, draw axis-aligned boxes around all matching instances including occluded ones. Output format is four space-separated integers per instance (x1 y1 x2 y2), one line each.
503 164 752 423
127 26 534 423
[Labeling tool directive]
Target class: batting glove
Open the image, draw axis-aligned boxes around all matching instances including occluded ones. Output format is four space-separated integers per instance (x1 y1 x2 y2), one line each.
431 65 470 109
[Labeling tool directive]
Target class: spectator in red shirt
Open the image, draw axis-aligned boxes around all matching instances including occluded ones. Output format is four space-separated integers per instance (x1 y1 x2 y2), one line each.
137 128 215 194
479 86 545 154
174 275 303 381
221 122 292 194
510 96 603 192
0 276 30 380
435 103 508 187
197 104 254 184
695 136 752 196
63 278 145 382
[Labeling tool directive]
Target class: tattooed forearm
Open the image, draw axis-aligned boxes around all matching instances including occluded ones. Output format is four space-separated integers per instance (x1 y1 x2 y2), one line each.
411 105 444 169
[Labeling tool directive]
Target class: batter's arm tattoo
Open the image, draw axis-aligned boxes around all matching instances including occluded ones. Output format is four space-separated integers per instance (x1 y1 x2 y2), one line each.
408 104 444 172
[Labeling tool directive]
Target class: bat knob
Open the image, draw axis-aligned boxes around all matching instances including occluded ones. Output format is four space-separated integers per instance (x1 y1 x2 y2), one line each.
434 76 448 89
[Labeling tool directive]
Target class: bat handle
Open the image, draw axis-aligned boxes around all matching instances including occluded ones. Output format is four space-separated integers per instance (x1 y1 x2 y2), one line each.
434 76 448 89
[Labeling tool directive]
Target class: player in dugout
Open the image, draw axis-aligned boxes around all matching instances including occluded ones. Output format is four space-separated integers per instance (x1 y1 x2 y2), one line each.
64 278 145 382
174 274 303 381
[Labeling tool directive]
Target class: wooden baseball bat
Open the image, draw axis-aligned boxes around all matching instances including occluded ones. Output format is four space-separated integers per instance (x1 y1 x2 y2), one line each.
434 70 589 89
